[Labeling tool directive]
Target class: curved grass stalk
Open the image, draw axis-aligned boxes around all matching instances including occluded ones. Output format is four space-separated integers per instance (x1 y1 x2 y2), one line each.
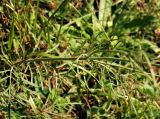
13 56 129 66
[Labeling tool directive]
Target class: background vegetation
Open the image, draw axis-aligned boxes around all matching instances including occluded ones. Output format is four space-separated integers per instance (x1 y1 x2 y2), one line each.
0 0 160 118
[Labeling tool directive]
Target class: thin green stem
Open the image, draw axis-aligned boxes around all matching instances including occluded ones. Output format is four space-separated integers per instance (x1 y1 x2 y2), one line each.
13 57 129 66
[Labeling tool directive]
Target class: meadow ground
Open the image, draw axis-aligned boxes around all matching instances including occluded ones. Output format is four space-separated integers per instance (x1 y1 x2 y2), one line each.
0 0 160 118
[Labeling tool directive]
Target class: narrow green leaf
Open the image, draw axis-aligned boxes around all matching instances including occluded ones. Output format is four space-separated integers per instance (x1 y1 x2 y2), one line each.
99 0 112 27
8 11 15 51
28 96 39 114
13 38 19 54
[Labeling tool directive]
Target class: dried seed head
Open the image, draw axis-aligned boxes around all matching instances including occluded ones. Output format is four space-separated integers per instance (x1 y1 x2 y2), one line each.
137 0 145 9
48 0 57 10
154 28 160 37
39 41 48 50
34 0 57 11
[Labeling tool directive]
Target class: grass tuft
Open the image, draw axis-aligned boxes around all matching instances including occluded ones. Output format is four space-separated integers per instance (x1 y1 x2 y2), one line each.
0 0 160 118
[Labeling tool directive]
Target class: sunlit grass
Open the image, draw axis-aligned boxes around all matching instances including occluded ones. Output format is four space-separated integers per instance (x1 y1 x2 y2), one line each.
0 0 160 118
